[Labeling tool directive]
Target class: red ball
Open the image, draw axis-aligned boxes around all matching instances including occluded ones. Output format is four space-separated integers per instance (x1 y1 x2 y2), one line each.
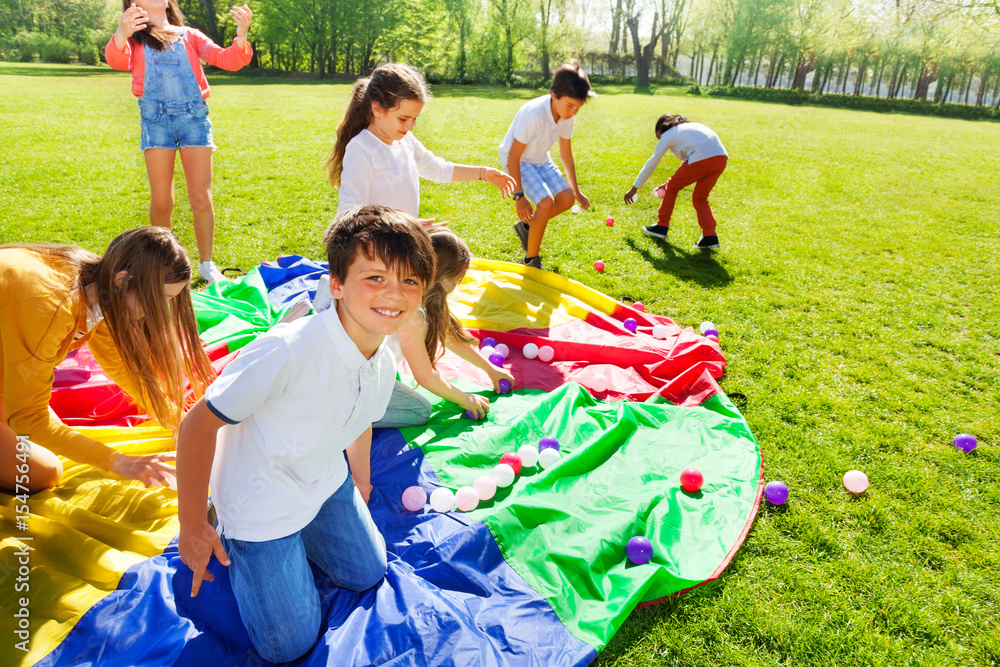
680 468 703 492
500 452 523 474
633 302 645 312
605 217 615 226
594 260 605 272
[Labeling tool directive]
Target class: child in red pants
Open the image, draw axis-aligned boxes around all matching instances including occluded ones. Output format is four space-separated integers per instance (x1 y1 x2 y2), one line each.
623 114 728 249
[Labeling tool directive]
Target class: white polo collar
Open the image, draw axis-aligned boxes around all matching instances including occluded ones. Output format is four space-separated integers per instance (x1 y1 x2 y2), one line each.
320 302 389 371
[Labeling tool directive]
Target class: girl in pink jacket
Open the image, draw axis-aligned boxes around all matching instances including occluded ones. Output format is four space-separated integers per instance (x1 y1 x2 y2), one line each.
106 1 253 283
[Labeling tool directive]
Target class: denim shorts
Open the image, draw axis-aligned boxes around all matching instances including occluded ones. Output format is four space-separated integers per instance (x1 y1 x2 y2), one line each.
515 159 571 204
139 100 215 151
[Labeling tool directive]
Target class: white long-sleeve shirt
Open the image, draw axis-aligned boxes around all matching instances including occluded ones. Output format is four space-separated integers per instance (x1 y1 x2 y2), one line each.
632 122 728 189
336 129 456 218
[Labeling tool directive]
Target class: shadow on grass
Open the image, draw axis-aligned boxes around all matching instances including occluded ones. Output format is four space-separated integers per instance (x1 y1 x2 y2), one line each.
626 237 733 288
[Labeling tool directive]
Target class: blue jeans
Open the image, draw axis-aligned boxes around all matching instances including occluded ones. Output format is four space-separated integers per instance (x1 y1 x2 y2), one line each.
372 380 432 429
220 474 387 663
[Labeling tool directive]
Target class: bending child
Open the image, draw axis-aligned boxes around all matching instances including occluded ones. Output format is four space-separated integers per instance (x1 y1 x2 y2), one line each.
623 113 729 249
327 63 515 222
499 60 596 270
315 229 514 427
106 1 254 282
0 227 215 493
177 205 435 663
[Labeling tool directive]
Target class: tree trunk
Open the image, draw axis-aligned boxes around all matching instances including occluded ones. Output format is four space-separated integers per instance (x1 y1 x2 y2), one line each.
198 0 222 45
853 54 868 95
913 63 936 100
609 0 624 56
627 12 660 88
707 45 718 85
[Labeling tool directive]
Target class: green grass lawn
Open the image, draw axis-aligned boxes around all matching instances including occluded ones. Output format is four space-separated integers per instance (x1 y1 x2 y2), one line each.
2 62 999 666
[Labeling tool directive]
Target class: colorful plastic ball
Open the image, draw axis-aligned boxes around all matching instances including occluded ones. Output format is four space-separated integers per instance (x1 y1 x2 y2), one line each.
481 337 496 349
495 343 510 357
699 321 716 335
706 334 719 343
843 470 869 494
605 217 615 226
480 345 496 358
500 452 523 474
492 463 516 487
429 487 455 513
401 486 427 511
953 433 977 453
465 409 484 420
571 204 581 214
538 345 555 362
654 186 666 198
517 444 539 467
591 374 609 393
455 486 480 512
623 318 638 333
473 475 497 501
539 448 561 469
680 468 703 492
652 324 669 339
594 260 605 272
489 352 505 367
764 481 789 505
522 343 539 360
633 302 646 312
499 379 512 394
626 536 653 564
703 328 719 338
538 435 560 451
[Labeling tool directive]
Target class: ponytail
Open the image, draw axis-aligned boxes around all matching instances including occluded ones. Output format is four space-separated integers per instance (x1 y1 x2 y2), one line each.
326 77 373 187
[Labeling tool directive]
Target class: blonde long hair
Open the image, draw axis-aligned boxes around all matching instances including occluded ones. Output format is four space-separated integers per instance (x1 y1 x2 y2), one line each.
423 229 475 364
4 228 215 430
326 63 430 187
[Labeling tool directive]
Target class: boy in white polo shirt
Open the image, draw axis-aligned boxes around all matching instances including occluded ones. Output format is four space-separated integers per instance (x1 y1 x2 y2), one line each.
499 60 596 270
175 205 435 663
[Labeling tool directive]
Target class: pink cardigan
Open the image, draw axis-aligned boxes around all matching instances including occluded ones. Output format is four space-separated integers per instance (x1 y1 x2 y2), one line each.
105 28 253 99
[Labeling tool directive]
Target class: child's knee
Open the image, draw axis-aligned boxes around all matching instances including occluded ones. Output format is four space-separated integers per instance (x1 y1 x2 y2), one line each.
554 189 574 209
150 196 174 217
535 197 555 215
342 549 388 592
188 188 213 212
249 613 321 663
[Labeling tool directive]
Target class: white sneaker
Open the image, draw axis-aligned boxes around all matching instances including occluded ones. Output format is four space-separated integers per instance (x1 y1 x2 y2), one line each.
198 261 226 283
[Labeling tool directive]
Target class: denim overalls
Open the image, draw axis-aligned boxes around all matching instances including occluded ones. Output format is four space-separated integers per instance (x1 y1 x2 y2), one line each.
138 28 215 151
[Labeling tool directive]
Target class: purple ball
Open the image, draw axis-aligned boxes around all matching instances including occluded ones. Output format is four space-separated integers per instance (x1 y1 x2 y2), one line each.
481 337 497 349
499 379 512 394
764 481 789 505
953 433 977 453
489 352 505 367
466 409 483 420
623 318 638 333
626 536 653 565
538 435 560 451
703 328 719 338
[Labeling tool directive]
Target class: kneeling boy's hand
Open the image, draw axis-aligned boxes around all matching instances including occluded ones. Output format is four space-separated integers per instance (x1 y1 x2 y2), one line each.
575 191 591 210
515 198 534 223
179 520 230 598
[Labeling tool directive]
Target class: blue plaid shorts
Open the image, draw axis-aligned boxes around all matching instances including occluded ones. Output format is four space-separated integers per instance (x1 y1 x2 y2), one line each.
516 159 571 204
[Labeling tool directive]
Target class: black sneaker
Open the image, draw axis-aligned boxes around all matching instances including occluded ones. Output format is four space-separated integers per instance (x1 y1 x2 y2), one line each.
513 221 530 252
693 235 720 249
642 225 669 240
523 256 544 270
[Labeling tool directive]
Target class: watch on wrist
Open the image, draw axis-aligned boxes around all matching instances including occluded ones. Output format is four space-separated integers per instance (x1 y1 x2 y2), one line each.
512 190 525 201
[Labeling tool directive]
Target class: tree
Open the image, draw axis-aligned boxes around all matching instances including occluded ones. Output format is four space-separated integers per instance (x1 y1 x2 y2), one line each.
489 0 531 82
625 5 660 86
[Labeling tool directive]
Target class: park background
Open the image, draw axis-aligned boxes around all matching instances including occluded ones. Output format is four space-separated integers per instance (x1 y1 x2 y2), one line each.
2 0 1000 665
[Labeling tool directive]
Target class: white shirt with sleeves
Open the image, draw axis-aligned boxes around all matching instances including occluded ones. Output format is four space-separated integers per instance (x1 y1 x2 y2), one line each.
205 304 397 542
336 129 456 219
632 122 728 189
498 94 574 168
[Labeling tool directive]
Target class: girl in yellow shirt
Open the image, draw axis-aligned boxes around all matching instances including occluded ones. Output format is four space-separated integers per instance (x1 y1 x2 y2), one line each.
0 227 215 492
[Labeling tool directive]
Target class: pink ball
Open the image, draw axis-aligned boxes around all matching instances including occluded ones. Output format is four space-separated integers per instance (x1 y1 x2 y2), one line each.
473 474 497 501
455 486 480 512
537 345 554 362
495 343 510 357
401 485 427 511
591 374 609 393
594 260 605 272
605 217 614 226
633 302 645 312
843 470 869 494
654 186 666 198
680 468 703 492
500 452 523 474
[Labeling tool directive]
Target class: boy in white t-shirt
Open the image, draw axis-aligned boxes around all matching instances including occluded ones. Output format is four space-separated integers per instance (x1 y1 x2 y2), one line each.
175 205 435 663
498 60 597 270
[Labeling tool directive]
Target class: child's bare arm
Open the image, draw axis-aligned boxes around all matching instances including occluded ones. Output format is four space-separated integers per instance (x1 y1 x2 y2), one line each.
451 165 516 198
177 398 230 598
445 337 514 393
559 137 589 209
345 426 374 503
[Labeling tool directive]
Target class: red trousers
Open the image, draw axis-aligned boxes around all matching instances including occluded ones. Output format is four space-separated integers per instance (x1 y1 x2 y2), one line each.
657 155 728 236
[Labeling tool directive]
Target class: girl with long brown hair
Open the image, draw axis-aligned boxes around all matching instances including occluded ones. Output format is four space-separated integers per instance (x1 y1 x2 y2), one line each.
0 227 216 492
105 0 254 283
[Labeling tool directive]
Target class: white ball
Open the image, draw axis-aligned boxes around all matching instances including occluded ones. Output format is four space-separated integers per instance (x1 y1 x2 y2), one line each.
429 487 455 513
652 324 669 339
538 345 555 362
455 486 480 511
571 204 581 214
492 463 516 487
700 321 716 335
517 444 539 468
494 343 510 357
522 343 539 359
591 374 609 393
480 346 496 358
538 448 561 469
473 474 497 501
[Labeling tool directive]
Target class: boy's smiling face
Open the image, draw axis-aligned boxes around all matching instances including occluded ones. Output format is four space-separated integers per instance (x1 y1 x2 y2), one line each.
330 254 424 358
